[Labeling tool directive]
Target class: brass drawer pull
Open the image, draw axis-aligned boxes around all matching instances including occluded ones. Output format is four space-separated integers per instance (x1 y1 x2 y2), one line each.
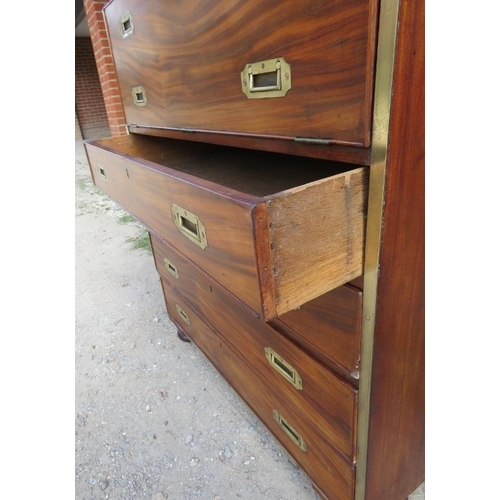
164 258 179 279
97 163 107 180
119 11 134 38
132 86 147 106
241 58 291 99
265 347 302 390
273 410 307 452
171 203 208 250
175 304 190 326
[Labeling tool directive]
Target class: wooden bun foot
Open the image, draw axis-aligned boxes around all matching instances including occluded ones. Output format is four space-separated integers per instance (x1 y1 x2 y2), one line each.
177 328 191 343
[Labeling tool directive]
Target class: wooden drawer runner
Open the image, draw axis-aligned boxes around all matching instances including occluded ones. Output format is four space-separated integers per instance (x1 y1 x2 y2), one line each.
151 231 357 460
85 134 368 319
162 281 355 500
270 285 363 379
104 0 378 148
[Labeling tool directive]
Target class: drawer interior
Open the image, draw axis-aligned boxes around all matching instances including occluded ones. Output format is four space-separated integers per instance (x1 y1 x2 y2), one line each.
93 134 360 197
87 133 368 318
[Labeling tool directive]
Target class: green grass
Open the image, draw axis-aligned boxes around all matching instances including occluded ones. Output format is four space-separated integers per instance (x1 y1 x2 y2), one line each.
76 177 105 196
117 213 136 224
76 178 90 190
126 228 152 253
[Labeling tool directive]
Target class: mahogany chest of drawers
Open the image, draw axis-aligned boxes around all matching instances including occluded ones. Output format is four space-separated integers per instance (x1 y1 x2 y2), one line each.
103 0 378 147
84 1 424 498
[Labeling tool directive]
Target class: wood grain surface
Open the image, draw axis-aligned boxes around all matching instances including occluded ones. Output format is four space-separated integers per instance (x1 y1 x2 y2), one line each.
150 231 358 460
85 134 367 319
364 1 425 498
271 284 363 379
162 280 356 500
104 0 378 147
267 168 369 316
129 126 373 166
84 135 263 314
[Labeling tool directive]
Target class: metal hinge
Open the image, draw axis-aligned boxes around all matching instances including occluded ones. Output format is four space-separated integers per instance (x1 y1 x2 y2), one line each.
293 137 331 145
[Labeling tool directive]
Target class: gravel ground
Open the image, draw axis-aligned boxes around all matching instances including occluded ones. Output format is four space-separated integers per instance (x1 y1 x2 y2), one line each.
75 139 322 500
75 138 424 500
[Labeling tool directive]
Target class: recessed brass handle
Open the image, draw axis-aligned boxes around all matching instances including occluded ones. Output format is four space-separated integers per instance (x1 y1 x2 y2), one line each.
97 163 107 180
241 58 291 99
119 11 134 38
164 257 179 279
171 204 208 250
265 347 302 390
132 86 147 106
273 410 307 452
175 304 190 326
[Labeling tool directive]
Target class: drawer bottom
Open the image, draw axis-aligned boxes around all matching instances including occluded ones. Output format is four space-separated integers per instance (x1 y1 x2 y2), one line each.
161 279 355 500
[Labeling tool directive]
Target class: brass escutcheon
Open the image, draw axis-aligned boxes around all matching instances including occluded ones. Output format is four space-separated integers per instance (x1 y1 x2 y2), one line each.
265 347 303 390
273 410 307 452
131 86 147 106
171 204 208 250
241 58 291 99
119 11 134 38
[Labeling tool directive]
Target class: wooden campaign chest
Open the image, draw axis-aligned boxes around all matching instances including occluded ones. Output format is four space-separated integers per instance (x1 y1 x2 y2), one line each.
103 0 378 148
84 0 424 498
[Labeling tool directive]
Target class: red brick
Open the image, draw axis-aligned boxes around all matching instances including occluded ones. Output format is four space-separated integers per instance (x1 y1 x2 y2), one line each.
89 19 106 36
101 80 120 93
97 62 119 75
110 123 129 137
106 102 125 113
95 53 114 66
103 94 124 106
91 38 111 55
79 0 126 135
106 110 126 120
75 36 110 136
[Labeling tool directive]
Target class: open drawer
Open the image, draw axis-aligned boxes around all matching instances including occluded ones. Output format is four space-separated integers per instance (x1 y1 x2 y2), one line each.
85 134 368 319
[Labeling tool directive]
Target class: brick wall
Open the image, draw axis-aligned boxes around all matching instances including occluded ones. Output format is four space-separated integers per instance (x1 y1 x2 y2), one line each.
75 37 109 139
75 111 83 140
84 0 128 137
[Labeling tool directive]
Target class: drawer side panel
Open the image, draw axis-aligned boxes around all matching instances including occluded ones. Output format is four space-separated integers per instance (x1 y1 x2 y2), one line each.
268 168 369 316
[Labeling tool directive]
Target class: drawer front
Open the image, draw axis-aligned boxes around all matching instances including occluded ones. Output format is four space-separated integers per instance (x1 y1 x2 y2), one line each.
104 0 377 147
270 286 363 378
86 134 367 319
84 137 264 315
152 232 357 460
162 281 355 500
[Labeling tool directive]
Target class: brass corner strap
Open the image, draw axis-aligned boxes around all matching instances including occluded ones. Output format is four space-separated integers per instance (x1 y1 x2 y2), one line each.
355 1 401 499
